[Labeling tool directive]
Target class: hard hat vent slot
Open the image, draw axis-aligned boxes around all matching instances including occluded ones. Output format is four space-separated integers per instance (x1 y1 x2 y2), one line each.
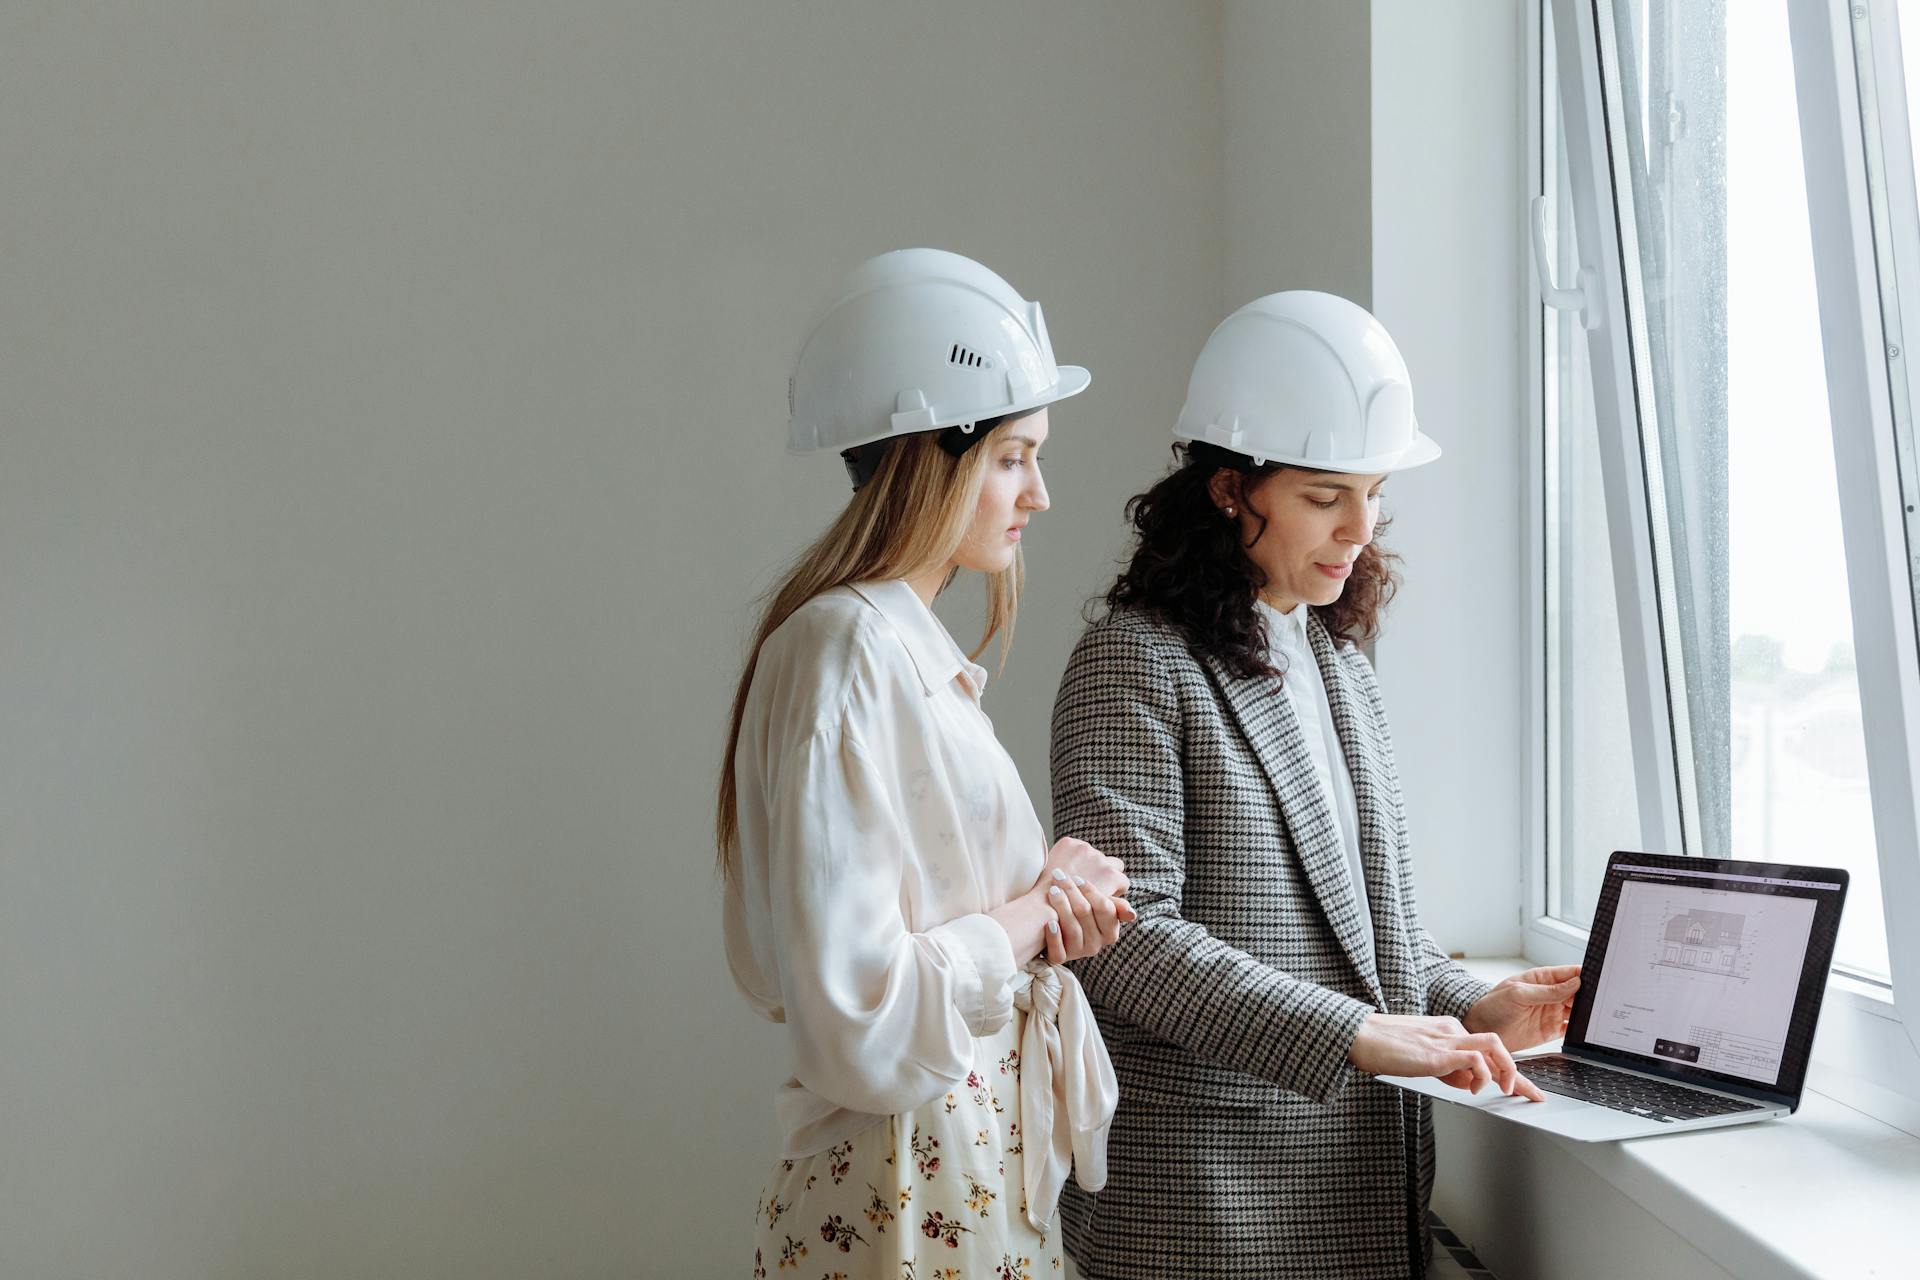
949 343 992 370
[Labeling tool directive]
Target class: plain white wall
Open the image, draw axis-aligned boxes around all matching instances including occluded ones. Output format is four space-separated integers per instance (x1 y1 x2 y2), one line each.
1224 0 1373 307
0 4 1221 1276
1 3 1528 1275
1371 0 1530 955
1227 0 1529 958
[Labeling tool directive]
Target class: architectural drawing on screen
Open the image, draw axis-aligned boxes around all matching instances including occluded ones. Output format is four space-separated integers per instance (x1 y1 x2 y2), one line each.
1655 909 1747 976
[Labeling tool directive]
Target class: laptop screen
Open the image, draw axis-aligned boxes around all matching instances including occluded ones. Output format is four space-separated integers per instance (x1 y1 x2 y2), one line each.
1562 852 1850 1106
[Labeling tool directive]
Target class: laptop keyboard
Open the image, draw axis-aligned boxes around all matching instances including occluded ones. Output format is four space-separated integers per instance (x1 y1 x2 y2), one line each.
1519 1055 1766 1123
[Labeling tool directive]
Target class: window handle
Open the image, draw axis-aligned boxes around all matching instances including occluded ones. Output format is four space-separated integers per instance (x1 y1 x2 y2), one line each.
1530 195 1600 331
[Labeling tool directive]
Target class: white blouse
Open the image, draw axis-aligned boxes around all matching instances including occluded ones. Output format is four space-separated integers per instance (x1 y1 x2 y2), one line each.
723 578 1113 1227
1255 598 1374 956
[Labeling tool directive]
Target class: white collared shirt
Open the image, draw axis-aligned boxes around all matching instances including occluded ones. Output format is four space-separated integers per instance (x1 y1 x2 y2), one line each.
1254 598 1374 956
723 579 1062 1157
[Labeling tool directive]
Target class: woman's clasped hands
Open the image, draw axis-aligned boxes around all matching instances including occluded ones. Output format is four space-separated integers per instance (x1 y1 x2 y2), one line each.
1034 837 1134 964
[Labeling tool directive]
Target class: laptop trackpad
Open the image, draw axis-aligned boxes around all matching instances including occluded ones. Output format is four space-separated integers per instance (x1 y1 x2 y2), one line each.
1375 1072 1674 1141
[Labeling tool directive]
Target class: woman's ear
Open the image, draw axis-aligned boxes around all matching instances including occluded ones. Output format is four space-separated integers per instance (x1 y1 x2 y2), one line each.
1205 468 1242 514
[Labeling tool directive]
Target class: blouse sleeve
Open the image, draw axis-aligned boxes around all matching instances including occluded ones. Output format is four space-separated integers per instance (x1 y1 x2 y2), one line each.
766 718 1019 1117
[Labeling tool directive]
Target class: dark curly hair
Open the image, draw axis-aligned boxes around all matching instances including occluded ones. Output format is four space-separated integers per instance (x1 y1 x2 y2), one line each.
1099 442 1401 680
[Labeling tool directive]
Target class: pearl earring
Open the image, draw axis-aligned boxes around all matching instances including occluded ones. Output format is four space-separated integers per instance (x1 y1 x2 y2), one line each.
1224 506 1236 518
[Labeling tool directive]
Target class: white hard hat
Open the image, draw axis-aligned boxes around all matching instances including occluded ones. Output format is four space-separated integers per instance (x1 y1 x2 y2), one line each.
1174 291 1440 474
789 248 1090 456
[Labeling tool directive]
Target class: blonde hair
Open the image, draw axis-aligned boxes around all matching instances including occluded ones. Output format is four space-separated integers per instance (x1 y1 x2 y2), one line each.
714 424 1023 881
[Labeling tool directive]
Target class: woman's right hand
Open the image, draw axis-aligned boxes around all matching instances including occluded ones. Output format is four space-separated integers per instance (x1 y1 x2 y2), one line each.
1348 1013 1547 1101
1039 868 1135 964
1038 836 1129 899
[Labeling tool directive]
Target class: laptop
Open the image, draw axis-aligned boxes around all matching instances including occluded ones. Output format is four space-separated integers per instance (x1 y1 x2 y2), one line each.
1379 850 1850 1141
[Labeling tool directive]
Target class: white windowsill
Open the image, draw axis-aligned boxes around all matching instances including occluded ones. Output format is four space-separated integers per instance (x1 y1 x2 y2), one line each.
1441 958 1920 1280
1828 968 1900 1020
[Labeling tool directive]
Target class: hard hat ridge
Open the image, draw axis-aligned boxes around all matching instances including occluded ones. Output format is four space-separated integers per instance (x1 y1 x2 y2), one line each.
788 249 1091 474
1174 291 1439 474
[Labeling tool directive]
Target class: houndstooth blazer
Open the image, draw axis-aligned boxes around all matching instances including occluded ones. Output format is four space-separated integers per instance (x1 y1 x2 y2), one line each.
1050 604 1491 1280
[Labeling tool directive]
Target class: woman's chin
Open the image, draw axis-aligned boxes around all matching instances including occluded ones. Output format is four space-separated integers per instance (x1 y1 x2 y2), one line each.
1309 580 1348 606
953 547 1018 577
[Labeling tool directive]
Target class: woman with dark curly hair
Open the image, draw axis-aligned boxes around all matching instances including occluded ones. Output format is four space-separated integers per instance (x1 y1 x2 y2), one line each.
1048 292 1582 1280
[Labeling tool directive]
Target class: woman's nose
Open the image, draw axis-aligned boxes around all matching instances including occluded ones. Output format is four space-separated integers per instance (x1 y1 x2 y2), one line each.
1339 502 1375 545
1023 471 1050 512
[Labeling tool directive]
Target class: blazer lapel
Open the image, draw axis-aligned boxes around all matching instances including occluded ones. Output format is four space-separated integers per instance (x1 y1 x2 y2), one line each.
1200 650 1387 1008
1306 616 1416 1011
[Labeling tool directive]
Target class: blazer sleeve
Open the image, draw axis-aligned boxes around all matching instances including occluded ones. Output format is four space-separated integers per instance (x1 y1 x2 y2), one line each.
1416 929 1494 1022
1050 620 1374 1105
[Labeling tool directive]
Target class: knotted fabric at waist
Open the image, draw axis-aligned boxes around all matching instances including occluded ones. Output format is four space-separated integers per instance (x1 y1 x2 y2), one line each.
1012 958 1118 1232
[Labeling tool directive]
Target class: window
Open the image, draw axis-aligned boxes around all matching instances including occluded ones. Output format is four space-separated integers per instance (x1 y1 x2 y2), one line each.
1542 0 1887 979
1538 0 1920 1109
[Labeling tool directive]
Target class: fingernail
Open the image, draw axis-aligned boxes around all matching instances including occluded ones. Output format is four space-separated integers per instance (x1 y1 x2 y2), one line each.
1047 919 1060 934
1073 875 1087 886
1051 868 1067 881
1049 886 1064 897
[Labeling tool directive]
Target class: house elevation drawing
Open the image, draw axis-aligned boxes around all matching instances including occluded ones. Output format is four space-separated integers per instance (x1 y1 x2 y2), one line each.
1656 909 1748 976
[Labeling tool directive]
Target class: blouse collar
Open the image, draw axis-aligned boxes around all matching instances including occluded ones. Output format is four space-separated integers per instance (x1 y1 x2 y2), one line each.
850 579 989 699
1254 596 1313 654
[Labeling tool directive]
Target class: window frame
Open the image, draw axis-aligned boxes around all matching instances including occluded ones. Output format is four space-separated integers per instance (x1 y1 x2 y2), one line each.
1529 0 1693 967
1786 0 1920 1052
1527 0 1588 968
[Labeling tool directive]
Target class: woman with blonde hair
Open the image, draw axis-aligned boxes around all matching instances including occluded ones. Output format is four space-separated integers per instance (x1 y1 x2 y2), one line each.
720 249 1127 1278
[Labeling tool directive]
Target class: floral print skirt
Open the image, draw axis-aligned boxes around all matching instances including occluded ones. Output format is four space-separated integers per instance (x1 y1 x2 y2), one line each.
750 1009 1062 1280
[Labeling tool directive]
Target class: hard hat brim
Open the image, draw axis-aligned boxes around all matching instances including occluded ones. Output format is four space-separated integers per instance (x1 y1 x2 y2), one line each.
792 364 1092 455
1376 429 1442 473
1043 365 1093 410
1173 424 1443 474
929 363 1092 434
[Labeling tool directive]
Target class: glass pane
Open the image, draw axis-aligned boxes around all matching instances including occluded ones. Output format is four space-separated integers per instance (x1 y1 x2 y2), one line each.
1595 0 1889 979
1545 16 1644 929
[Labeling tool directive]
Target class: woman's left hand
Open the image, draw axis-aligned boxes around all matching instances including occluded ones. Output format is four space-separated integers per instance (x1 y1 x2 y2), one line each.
1462 965 1582 1052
